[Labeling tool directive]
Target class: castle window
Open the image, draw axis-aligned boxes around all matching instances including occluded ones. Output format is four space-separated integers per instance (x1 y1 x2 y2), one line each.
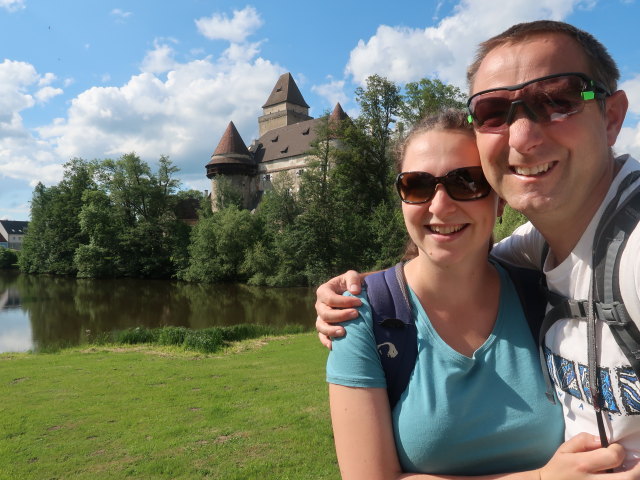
302 127 310 135
271 135 278 142
280 146 288 154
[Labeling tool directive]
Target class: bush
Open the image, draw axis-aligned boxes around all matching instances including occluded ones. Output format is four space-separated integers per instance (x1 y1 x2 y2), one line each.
157 326 188 346
0 247 18 269
85 324 312 354
184 328 224 353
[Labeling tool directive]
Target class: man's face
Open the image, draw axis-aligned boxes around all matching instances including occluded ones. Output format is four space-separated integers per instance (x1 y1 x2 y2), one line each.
470 33 622 226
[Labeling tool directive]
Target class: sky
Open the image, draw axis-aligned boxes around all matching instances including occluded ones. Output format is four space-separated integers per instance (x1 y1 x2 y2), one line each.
1 0 640 221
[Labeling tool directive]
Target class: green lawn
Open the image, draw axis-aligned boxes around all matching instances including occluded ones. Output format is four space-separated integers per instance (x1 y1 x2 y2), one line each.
0 334 339 480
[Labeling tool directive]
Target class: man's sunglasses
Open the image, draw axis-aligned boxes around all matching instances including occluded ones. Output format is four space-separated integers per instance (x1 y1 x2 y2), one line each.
395 166 491 204
467 72 610 134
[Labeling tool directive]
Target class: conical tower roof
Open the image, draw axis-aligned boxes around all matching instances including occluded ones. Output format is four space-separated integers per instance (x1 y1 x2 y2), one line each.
262 73 310 109
206 122 256 179
212 121 250 157
329 102 348 123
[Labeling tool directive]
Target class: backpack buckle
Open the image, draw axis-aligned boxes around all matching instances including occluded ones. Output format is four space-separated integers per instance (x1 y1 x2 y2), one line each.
595 302 629 326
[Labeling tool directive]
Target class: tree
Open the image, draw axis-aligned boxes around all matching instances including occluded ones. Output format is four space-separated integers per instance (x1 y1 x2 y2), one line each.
350 74 402 207
180 206 261 283
92 153 186 278
74 189 119 277
0 247 18 269
19 158 95 275
399 78 466 128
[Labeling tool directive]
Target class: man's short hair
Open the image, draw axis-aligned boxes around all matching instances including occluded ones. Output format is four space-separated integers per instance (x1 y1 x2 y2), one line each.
466 20 620 94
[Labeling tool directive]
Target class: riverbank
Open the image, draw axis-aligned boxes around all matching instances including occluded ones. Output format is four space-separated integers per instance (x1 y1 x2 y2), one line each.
0 333 338 479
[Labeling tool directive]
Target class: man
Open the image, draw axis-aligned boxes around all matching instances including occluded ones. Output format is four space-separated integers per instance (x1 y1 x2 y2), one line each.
315 20 640 469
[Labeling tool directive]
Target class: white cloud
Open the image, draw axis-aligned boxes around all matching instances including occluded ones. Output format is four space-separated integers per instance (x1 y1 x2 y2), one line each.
111 8 133 21
35 86 63 103
0 59 38 113
312 77 349 111
0 0 25 12
140 40 179 74
621 75 640 116
38 50 283 179
0 60 71 188
38 72 56 86
345 0 592 90
195 6 263 43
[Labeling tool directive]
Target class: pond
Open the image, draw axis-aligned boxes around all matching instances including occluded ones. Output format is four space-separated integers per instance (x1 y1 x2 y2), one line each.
0 270 317 353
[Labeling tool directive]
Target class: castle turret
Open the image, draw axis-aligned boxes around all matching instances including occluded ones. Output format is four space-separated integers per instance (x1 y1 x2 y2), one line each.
206 121 257 210
258 73 312 137
329 102 348 124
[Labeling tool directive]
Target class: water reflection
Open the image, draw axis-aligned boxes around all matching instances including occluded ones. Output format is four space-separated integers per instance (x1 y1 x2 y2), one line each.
0 270 316 353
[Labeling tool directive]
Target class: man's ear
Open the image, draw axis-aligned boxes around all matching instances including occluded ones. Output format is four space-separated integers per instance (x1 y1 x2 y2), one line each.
605 90 629 147
497 197 506 217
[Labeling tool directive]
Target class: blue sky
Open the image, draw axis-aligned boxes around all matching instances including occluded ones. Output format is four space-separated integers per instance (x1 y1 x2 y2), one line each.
1 0 640 221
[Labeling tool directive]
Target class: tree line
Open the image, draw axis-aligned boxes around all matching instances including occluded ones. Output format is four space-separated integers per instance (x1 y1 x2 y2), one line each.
17 75 526 286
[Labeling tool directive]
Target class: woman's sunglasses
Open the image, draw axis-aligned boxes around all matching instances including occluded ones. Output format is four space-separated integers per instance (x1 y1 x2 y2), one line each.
395 166 491 204
467 72 610 134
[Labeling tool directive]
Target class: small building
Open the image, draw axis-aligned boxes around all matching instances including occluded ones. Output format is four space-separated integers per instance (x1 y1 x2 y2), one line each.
206 72 348 211
0 220 28 250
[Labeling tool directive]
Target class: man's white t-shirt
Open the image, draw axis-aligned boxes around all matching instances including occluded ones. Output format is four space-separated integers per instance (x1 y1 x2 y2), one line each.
492 155 640 467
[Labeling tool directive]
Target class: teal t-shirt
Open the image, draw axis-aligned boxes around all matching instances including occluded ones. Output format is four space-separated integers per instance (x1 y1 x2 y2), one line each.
326 264 564 475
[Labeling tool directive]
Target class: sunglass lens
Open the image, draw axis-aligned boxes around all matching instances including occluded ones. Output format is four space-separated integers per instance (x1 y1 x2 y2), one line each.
446 167 490 200
471 96 511 131
398 172 436 203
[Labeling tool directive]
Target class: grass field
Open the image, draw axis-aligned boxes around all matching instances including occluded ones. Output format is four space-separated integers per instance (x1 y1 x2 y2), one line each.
0 333 339 480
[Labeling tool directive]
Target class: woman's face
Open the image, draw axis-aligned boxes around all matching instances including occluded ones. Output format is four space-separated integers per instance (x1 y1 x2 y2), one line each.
400 129 501 267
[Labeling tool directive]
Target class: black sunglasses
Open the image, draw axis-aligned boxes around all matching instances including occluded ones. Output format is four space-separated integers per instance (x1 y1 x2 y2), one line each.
395 166 491 204
467 72 610 133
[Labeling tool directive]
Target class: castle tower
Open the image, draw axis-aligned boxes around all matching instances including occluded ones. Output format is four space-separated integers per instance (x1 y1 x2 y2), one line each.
258 73 312 137
206 121 257 210
329 102 348 124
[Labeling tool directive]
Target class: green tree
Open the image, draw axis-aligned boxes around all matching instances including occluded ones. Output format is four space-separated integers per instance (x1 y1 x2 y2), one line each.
0 247 18 269
212 176 244 210
242 173 303 286
74 189 119 277
350 74 402 206
93 153 186 278
19 158 95 275
399 78 466 128
180 206 261 283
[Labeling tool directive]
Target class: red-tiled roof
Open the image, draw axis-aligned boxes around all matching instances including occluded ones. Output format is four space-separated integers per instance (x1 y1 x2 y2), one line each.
212 121 250 156
330 102 349 123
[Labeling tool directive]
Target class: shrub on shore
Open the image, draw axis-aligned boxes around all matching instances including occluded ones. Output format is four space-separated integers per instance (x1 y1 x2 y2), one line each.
92 324 309 353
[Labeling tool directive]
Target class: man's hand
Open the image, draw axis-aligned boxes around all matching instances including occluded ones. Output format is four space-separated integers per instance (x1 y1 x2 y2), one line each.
315 270 365 349
539 433 627 479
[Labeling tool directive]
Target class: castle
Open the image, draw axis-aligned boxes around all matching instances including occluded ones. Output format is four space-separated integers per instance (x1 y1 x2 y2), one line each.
206 73 348 210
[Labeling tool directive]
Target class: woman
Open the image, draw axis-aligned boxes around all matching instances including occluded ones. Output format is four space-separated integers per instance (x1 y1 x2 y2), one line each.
326 109 629 479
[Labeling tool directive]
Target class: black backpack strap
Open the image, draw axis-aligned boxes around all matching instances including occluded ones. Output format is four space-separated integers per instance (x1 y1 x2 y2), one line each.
491 258 546 337
365 262 417 410
491 257 556 403
592 171 640 378
537 170 640 448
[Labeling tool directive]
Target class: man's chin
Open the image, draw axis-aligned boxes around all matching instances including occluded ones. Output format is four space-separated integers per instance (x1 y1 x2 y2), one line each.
503 193 555 219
